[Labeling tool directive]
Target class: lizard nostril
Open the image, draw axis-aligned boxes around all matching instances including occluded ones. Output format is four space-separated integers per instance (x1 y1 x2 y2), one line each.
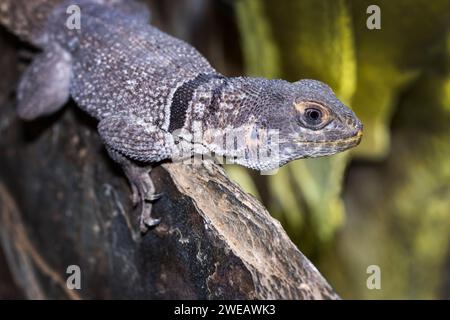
356 121 363 131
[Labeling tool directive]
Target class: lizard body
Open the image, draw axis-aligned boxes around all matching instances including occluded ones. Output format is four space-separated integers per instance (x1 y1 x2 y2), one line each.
0 0 363 232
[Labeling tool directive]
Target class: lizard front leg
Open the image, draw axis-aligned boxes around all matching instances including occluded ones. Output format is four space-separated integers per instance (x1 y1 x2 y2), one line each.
106 148 161 232
98 116 175 233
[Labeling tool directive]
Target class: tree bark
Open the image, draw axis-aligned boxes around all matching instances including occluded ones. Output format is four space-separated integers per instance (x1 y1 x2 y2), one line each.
0 16 339 300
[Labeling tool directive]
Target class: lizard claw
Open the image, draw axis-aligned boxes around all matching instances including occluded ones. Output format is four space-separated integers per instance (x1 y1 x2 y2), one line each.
139 202 161 233
146 192 163 202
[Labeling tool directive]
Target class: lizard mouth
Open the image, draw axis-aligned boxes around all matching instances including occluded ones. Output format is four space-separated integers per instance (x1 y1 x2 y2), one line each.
294 129 363 147
335 129 363 147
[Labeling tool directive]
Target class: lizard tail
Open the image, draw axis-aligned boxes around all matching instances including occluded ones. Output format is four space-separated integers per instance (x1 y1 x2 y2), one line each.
0 0 151 46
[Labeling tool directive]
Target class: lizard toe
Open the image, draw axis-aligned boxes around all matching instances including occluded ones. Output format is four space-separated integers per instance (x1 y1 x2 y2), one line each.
139 202 161 234
146 192 163 202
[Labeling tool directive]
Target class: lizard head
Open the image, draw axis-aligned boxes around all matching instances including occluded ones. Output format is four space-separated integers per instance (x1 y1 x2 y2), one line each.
274 79 363 166
232 79 363 170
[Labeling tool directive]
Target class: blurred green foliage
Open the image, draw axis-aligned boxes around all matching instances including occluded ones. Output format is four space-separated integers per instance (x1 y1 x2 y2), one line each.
233 0 450 299
235 0 357 247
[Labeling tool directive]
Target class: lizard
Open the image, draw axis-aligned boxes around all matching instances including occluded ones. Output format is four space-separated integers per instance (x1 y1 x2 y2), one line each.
0 0 363 233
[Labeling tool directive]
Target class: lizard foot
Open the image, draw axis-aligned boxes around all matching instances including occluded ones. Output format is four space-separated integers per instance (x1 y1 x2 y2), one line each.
105 148 164 233
124 165 162 233
129 179 162 206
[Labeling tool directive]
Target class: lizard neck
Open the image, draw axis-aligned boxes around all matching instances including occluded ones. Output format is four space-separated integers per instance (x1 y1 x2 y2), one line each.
196 76 279 163
202 76 271 131
169 74 282 167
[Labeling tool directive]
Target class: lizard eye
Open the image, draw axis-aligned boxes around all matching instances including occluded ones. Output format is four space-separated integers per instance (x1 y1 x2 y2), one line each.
304 108 322 125
294 101 331 130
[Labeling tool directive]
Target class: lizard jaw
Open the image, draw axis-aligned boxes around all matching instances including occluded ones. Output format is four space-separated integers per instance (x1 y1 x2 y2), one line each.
289 129 363 158
293 129 362 145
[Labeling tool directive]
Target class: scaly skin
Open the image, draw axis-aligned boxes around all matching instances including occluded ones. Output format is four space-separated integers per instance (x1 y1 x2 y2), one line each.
0 0 363 232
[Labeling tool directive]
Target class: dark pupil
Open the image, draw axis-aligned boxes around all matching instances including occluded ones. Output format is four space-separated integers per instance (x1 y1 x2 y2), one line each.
305 108 322 123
